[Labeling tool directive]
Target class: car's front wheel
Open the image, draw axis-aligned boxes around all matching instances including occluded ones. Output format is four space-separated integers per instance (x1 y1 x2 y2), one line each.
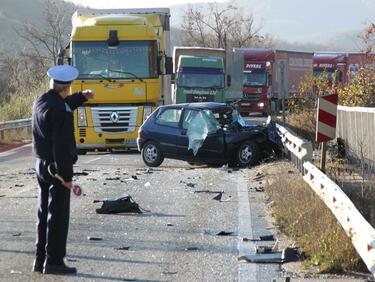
236 140 259 167
141 141 164 167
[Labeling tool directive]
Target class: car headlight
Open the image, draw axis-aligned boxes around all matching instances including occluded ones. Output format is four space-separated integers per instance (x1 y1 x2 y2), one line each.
257 102 265 108
143 106 152 123
77 107 87 127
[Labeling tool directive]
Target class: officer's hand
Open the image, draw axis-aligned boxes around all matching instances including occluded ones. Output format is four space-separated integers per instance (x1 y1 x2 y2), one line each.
83 89 94 100
63 181 73 190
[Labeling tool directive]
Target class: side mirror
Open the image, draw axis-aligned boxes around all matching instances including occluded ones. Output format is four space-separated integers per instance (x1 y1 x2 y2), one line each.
268 73 272 86
165 56 173 75
227 75 231 87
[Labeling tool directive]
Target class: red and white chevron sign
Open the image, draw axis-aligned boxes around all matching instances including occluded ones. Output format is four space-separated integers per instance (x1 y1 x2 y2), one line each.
316 93 338 143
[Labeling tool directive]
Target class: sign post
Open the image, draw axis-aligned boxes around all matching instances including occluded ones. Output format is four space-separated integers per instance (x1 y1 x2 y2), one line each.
316 93 338 172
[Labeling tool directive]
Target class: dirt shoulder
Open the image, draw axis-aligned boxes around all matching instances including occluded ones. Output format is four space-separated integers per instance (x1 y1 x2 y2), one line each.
252 161 374 281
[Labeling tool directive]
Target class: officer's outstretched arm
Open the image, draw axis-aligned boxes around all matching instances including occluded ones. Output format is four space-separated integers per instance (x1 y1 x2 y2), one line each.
50 108 74 182
65 92 88 111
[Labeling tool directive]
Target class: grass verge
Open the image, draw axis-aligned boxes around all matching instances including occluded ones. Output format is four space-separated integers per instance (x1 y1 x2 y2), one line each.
262 161 366 273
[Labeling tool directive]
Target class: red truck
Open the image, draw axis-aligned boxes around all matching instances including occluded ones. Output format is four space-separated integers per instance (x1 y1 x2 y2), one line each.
313 52 370 85
234 48 313 115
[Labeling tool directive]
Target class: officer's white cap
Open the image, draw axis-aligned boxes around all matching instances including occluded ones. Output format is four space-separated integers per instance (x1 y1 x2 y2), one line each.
47 65 79 84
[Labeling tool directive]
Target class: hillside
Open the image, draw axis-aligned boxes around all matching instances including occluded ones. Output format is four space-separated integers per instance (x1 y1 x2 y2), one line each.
0 0 76 52
0 0 372 53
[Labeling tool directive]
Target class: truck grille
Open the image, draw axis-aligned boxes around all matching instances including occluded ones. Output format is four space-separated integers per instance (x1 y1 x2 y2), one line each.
243 93 262 101
91 107 138 133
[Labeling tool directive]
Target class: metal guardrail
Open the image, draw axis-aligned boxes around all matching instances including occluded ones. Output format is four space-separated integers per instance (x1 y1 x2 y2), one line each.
276 123 313 173
0 118 32 142
277 123 375 277
337 106 375 165
303 162 375 276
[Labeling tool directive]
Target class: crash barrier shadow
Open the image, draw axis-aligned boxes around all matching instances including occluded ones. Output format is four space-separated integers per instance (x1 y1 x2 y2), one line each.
0 118 31 143
276 123 375 278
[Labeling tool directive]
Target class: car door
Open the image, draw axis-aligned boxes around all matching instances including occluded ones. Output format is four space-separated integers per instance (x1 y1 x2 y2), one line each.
152 107 182 155
177 108 225 161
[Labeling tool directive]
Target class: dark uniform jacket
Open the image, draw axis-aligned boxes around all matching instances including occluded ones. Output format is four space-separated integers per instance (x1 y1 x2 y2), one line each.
32 89 87 182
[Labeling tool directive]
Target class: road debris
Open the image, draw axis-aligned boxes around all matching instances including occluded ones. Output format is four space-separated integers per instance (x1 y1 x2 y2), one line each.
12 233 21 237
95 195 143 214
216 231 234 236
10 270 22 274
238 247 300 264
73 171 89 176
255 187 265 192
185 247 199 251
87 236 103 241
167 223 174 226
105 177 121 181
194 190 224 194
212 192 223 201
162 271 178 275
114 246 130 251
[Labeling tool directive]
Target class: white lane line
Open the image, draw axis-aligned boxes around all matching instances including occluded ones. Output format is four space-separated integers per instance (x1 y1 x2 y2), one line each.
237 172 258 282
83 157 102 164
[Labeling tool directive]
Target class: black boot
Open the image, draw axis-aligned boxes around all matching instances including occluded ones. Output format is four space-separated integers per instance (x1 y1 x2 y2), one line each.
32 259 44 273
43 261 77 275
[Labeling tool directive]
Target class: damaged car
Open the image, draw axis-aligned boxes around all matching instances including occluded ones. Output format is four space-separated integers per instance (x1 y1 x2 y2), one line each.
137 102 280 167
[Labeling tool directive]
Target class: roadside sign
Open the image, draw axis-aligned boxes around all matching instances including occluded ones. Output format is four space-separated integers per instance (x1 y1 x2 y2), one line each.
316 93 338 143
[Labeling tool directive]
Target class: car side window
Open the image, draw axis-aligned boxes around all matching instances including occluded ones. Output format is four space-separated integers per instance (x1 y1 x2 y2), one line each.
182 109 199 129
156 108 181 127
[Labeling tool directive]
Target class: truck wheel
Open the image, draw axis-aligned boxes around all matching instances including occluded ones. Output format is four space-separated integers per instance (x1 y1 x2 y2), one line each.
236 141 259 167
142 141 164 167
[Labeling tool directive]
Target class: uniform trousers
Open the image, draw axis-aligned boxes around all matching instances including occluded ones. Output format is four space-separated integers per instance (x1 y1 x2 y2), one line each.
35 159 71 265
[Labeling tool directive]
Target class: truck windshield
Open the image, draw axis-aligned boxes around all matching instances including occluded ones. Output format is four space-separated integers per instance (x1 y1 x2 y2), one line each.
177 73 224 88
71 41 158 79
313 69 336 81
243 70 267 87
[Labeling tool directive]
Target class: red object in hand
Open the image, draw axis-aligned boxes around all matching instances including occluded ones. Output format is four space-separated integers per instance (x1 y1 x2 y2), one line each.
73 185 82 196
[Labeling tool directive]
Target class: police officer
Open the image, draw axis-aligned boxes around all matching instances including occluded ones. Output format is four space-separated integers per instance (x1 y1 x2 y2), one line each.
32 65 94 274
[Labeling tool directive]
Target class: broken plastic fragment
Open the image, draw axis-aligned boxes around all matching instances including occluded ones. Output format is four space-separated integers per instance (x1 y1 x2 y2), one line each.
87 236 103 241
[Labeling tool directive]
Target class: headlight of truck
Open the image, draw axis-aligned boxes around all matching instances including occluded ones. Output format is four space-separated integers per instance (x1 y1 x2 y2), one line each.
77 107 87 127
143 106 152 123
257 102 265 109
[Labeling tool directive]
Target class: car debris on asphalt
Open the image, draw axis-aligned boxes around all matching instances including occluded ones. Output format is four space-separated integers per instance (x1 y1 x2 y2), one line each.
94 195 143 214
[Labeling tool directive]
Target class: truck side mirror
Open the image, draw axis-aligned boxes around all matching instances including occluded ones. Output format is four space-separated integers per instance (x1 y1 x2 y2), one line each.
165 56 173 75
227 75 231 87
268 73 272 86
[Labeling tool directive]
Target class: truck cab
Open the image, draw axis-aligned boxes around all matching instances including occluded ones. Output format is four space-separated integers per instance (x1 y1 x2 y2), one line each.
61 9 172 153
234 49 274 116
175 56 225 103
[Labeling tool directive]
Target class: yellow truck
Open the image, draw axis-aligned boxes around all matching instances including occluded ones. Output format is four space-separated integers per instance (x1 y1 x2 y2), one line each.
58 8 172 153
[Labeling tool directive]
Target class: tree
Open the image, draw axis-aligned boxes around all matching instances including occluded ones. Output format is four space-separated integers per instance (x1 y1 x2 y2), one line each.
181 2 272 50
15 0 74 67
362 21 375 54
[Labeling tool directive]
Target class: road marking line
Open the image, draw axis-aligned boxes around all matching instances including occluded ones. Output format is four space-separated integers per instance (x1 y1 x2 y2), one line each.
237 172 257 282
84 157 102 164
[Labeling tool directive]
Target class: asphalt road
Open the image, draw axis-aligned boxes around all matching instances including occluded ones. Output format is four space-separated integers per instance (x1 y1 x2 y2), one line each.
0 143 286 282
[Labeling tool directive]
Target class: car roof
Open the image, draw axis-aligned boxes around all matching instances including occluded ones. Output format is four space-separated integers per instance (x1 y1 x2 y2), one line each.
160 102 229 111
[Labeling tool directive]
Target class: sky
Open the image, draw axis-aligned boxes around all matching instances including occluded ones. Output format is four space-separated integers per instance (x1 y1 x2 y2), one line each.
66 0 226 8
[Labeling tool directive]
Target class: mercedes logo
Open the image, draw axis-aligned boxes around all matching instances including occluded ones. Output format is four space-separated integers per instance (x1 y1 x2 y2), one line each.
110 112 119 123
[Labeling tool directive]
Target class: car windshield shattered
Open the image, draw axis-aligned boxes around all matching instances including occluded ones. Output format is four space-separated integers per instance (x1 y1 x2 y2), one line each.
186 107 250 155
